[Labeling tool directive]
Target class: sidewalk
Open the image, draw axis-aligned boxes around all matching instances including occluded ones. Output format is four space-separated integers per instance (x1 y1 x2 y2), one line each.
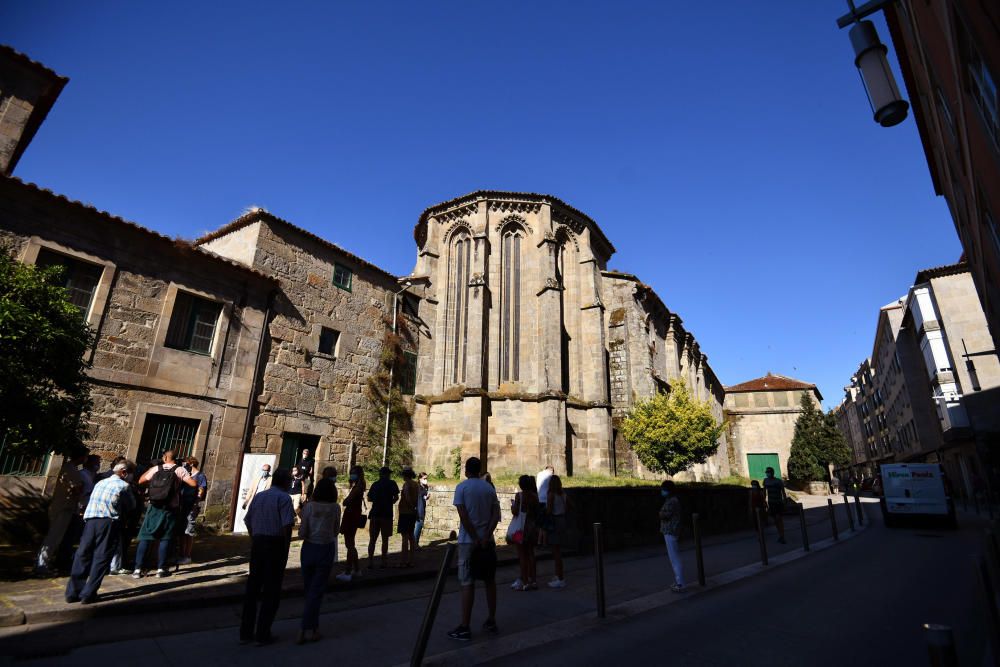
0 494 868 660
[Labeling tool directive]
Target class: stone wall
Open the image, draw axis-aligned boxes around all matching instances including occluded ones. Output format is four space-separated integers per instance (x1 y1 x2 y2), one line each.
0 46 65 175
724 387 823 479
0 177 272 526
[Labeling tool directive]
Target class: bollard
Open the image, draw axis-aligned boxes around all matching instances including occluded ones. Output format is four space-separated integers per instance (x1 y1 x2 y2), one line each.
594 523 606 619
799 504 810 552
827 498 839 541
410 542 457 667
844 495 856 531
692 513 706 587
924 624 959 667
755 509 769 566
854 490 864 525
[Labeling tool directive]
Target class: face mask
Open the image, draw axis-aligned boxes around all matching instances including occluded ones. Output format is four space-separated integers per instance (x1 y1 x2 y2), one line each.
262 470 270 478
349 474 359 481
661 490 669 498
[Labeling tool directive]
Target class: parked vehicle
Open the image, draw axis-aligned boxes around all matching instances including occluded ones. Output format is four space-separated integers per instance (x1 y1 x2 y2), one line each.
878 463 956 529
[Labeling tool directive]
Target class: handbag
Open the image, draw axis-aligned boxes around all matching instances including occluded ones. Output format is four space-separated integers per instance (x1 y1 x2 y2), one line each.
505 493 526 545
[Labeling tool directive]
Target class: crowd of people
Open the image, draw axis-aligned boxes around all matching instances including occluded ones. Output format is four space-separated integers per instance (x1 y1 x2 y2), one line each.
35 448 700 647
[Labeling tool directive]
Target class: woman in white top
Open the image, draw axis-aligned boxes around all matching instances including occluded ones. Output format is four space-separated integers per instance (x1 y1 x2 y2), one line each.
298 477 340 644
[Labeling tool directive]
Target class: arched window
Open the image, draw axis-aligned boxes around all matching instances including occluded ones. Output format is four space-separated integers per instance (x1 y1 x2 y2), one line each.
500 224 523 382
445 230 471 385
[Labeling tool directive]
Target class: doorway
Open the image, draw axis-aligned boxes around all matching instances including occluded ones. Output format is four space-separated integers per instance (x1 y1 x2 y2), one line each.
747 453 781 481
279 432 319 472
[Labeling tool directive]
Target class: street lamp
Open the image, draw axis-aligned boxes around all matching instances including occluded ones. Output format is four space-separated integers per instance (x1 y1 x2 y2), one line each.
382 280 412 466
836 1 909 127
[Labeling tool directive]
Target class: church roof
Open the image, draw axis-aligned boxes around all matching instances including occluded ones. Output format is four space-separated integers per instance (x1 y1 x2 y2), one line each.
414 190 616 257
726 372 821 399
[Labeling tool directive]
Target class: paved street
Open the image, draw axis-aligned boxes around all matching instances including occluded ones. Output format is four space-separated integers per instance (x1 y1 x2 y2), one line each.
4 496 987 666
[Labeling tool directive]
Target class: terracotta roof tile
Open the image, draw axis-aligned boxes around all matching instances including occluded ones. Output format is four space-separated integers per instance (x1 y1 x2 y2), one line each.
726 372 819 396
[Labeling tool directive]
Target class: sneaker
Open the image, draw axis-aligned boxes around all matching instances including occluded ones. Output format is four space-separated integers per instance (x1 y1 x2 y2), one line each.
335 573 352 583
547 578 566 589
155 569 170 578
447 625 471 642
482 619 499 634
116 568 133 575
670 583 685 593
510 578 524 590
131 570 143 579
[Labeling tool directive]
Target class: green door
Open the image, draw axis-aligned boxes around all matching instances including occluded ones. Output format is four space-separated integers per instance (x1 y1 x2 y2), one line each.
747 453 781 482
279 433 319 471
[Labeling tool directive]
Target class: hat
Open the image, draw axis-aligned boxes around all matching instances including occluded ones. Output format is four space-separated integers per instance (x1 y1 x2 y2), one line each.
402 466 415 478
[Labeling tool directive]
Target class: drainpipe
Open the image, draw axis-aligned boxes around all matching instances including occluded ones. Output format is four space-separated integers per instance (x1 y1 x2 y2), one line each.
228 288 275 530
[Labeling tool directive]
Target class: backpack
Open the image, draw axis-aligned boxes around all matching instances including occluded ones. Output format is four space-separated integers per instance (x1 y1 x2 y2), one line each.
148 464 179 507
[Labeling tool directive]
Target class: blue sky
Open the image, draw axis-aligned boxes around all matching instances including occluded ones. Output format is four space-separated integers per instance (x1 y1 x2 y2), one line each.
3 1 961 407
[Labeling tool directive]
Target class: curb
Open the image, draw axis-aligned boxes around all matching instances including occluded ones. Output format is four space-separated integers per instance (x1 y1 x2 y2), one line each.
408 513 871 666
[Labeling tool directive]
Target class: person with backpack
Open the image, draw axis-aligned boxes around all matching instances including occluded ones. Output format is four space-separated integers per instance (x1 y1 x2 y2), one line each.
132 450 198 578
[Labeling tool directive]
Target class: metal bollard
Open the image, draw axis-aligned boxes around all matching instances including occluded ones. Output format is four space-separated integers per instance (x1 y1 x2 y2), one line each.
799 504 810 552
854 490 864 525
593 523 606 619
827 498 839 541
844 495 856 531
692 513 706 587
410 542 457 667
924 624 959 667
755 509 769 566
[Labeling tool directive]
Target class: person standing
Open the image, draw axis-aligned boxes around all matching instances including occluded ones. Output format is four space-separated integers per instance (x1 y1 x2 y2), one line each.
397 467 419 567
36 447 87 576
510 475 540 591
109 461 142 575
243 463 272 510
299 449 316 499
366 466 399 570
659 480 684 593
178 456 207 565
65 461 135 604
414 472 430 547
289 466 307 519
749 480 766 525
447 457 500 642
544 474 568 588
132 450 198 578
763 466 787 544
241 467 296 646
298 477 340 644
535 465 554 510
336 465 365 582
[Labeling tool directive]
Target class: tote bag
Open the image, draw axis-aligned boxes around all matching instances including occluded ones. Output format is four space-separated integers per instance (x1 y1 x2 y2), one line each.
505 493 526 545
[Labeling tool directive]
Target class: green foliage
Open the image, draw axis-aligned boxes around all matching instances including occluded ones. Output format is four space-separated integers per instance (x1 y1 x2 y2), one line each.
717 474 752 487
450 446 462 479
362 318 414 473
433 465 446 479
787 393 852 482
0 248 94 459
620 378 724 476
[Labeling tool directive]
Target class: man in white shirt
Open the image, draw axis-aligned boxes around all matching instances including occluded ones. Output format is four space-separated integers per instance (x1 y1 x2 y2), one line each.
448 457 500 642
536 466 554 507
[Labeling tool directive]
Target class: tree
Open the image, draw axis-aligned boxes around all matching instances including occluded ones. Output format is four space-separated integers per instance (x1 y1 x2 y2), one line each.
620 378 724 475
0 248 94 460
361 312 414 474
787 392 852 482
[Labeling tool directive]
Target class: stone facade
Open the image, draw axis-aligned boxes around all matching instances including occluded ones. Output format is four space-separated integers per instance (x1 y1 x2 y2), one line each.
602 271 729 480
406 191 729 481
0 46 66 176
0 177 274 524
723 373 824 480
197 210 408 474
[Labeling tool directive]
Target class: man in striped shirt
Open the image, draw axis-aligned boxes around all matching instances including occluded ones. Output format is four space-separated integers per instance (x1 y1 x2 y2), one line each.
65 461 135 604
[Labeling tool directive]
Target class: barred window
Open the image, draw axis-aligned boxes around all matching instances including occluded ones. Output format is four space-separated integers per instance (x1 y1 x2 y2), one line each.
35 248 104 317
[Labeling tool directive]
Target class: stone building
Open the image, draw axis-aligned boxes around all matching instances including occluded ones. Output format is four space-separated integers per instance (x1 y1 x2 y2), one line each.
0 176 275 525
0 45 66 176
196 209 411 476
405 191 729 479
723 373 824 481
602 271 729 480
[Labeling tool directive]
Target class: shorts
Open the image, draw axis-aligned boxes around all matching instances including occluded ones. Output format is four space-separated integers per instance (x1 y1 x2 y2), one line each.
457 543 496 586
767 502 784 517
290 493 303 513
369 516 392 539
397 513 417 535
184 504 201 537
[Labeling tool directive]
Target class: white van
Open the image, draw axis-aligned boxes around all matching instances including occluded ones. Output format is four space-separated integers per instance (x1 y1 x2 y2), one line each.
879 463 956 528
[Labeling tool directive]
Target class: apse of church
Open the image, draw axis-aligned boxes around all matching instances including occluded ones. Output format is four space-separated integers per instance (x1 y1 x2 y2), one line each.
407 192 616 475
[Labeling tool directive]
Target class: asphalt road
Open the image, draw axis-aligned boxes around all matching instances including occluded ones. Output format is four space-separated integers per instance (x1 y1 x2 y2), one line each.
489 508 991 667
